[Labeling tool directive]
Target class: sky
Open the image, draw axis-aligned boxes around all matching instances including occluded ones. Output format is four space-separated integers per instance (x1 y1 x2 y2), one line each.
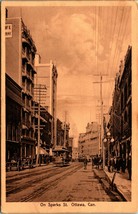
7 5 131 146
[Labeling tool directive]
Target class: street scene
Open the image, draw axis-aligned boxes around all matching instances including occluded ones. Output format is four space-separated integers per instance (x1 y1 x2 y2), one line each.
4 3 132 203
6 162 127 202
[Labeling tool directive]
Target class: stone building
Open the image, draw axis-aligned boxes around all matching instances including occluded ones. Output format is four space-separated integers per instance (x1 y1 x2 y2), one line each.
6 16 37 159
78 122 99 160
34 54 58 148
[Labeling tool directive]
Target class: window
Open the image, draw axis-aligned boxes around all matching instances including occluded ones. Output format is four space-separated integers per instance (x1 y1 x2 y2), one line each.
121 92 124 111
7 123 12 140
124 83 128 104
124 110 128 123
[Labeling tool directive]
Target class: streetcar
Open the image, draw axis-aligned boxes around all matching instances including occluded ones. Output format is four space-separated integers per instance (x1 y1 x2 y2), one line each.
53 146 70 167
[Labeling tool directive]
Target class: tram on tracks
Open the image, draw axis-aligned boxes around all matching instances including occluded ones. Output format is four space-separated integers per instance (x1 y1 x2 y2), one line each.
53 146 70 167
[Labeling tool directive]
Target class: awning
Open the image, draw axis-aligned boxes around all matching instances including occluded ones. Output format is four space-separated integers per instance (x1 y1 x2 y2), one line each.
120 137 131 144
36 147 49 155
22 124 28 129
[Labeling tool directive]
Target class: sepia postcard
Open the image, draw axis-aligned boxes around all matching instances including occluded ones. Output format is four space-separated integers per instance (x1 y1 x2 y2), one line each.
1 0 138 213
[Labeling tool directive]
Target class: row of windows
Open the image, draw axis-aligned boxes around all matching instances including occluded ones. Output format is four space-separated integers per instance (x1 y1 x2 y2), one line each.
121 71 131 110
22 129 35 139
22 44 35 65
6 123 20 142
122 102 131 124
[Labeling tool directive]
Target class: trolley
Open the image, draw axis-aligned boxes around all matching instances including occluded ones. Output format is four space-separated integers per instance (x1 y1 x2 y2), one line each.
53 146 70 167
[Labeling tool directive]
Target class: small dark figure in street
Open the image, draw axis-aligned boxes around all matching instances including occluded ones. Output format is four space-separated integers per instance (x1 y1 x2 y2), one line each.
92 157 94 169
114 156 117 170
98 156 103 169
116 157 121 172
109 156 114 172
17 158 22 171
83 157 88 170
127 154 132 180
95 154 99 169
29 158 32 169
121 155 126 173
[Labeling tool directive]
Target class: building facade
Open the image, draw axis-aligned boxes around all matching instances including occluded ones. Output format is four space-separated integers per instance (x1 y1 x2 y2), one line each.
78 122 99 160
6 17 37 159
72 147 78 161
107 46 132 161
57 119 64 146
34 54 58 148
6 74 22 161
119 46 132 160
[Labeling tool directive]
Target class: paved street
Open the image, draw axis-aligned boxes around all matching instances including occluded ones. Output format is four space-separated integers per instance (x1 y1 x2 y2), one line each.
6 162 123 202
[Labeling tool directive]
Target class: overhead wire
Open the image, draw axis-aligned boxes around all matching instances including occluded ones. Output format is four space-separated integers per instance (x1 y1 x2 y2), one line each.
110 7 125 76
105 7 125 109
106 6 118 77
104 6 114 105
114 8 131 73
112 9 127 74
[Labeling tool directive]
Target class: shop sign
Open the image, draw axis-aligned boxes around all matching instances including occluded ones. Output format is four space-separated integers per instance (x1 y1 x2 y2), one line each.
5 24 12 38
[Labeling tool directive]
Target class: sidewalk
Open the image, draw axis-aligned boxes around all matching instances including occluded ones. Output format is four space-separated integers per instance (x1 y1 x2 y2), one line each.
104 167 131 201
93 166 131 201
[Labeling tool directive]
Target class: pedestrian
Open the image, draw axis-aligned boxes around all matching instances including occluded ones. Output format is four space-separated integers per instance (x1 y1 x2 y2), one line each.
83 157 88 170
109 156 114 172
127 154 132 180
95 154 99 169
29 158 32 169
121 155 126 173
91 157 94 170
114 156 117 170
116 157 121 172
98 156 103 169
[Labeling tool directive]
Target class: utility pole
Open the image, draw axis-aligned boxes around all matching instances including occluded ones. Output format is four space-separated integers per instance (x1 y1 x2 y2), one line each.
93 74 107 169
63 111 67 148
100 76 104 167
33 84 47 166
36 100 40 166
96 104 107 156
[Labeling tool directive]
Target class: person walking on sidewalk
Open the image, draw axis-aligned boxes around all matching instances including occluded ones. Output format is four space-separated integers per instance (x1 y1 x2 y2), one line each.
121 155 126 173
83 157 88 170
127 154 132 180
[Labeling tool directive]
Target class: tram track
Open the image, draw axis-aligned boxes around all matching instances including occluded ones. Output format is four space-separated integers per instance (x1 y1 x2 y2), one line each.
6 163 82 201
6 166 58 184
20 164 82 202
7 165 70 195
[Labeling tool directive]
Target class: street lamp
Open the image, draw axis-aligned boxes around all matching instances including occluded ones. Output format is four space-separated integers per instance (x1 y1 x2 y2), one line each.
103 138 107 169
107 132 111 171
103 131 114 171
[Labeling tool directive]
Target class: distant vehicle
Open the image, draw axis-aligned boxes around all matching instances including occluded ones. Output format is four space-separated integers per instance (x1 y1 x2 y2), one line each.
53 146 70 167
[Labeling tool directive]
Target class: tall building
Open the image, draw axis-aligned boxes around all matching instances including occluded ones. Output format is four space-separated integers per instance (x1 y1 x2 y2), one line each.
57 119 64 146
6 16 37 159
6 74 22 161
35 54 58 148
78 122 99 159
107 46 132 160
119 46 132 159
72 147 78 161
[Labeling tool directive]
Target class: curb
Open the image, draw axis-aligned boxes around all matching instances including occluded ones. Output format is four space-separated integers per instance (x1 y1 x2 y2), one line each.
93 169 126 201
104 170 128 201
